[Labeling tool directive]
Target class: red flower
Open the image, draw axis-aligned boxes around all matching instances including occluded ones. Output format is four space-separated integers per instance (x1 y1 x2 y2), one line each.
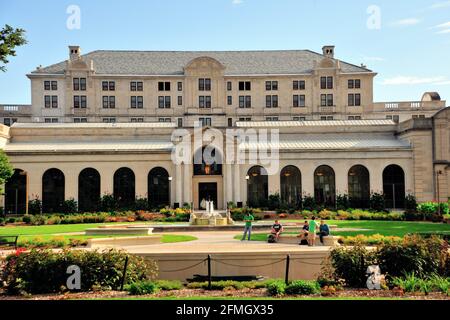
15 248 27 256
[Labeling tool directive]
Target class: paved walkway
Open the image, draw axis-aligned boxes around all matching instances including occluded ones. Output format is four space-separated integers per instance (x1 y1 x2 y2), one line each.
123 231 331 254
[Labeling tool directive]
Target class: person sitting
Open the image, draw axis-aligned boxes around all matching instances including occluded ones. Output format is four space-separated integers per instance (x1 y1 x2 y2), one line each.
270 220 284 241
297 220 309 245
317 220 330 245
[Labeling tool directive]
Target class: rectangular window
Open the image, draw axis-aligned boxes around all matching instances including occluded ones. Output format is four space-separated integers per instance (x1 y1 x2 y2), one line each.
327 94 333 106
158 96 171 108
108 81 114 91
80 78 87 91
177 118 183 128
348 94 355 106
355 79 361 89
355 94 361 106
293 116 306 121
199 78 211 91
239 117 251 121
320 116 334 121
44 95 51 108
102 96 108 108
228 118 233 127
239 96 251 108
51 96 58 108
102 81 109 91
293 95 305 107
102 81 114 91
51 81 57 90
130 96 143 108
320 94 327 107
130 117 144 123
102 96 114 108
158 82 171 91
177 82 182 91
321 76 333 89
178 96 183 106
348 116 361 120
293 80 305 90
74 96 80 108
199 96 211 108
266 81 278 91
73 78 80 91
199 117 212 126
74 118 88 123
238 81 251 91
158 117 171 123
44 81 51 90
348 79 354 89
227 81 232 91
44 118 59 123
266 95 278 108
266 117 279 121
227 96 232 106
130 81 143 91
102 117 116 123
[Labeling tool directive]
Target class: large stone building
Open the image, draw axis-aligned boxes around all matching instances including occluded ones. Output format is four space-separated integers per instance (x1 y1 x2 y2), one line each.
0 45 448 214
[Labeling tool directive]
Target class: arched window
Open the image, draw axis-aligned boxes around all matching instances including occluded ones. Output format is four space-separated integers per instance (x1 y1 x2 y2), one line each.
148 167 170 208
348 165 370 208
280 166 302 208
314 165 335 207
193 146 222 175
114 167 135 208
42 168 65 213
5 169 27 215
247 166 268 207
78 168 100 212
383 165 405 209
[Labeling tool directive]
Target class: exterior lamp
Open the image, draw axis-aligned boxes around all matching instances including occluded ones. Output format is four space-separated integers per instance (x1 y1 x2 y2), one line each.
245 175 250 180
168 176 173 181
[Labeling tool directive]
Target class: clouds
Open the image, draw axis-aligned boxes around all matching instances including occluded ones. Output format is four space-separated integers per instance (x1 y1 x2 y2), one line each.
430 1 450 9
431 21 450 34
381 76 450 86
232 0 243 5
391 18 421 27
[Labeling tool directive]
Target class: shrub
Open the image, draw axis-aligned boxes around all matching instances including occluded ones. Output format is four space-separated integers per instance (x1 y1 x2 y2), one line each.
99 194 118 212
2 249 157 294
417 202 448 222
377 235 449 279
392 273 449 295
369 193 385 212
336 194 350 211
340 234 402 246
28 198 42 215
404 194 417 212
285 280 320 295
268 193 281 211
302 195 316 211
62 198 78 214
329 244 377 288
126 280 159 295
30 215 46 226
134 198 149 211
155 280 183 291
266 280 286 296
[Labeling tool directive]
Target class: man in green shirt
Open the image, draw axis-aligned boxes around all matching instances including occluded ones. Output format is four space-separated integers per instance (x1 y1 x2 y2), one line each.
307 216 318 246
241 212 254 241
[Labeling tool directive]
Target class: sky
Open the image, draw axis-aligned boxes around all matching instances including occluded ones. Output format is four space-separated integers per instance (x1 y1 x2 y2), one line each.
0 0 450 104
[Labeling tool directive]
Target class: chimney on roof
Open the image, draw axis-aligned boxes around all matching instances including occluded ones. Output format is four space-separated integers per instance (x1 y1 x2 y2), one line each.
69 45 81 61
322 45 335 59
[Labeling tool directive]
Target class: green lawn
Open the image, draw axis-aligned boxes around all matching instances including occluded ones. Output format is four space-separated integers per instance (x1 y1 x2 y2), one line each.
0 222 197 247
236 220 450 241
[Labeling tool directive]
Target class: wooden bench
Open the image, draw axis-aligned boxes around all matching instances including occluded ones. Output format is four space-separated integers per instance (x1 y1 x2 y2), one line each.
0 236 19 250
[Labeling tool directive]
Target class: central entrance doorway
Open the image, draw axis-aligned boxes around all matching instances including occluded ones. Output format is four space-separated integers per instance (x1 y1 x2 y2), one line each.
198 182 218 210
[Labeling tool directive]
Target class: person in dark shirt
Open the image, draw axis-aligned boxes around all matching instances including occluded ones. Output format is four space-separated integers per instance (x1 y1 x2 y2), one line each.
297 220 309 244
271 220 284 240
318 220 330 244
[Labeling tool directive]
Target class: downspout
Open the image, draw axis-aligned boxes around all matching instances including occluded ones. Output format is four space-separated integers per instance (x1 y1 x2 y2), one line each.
431 116 436 200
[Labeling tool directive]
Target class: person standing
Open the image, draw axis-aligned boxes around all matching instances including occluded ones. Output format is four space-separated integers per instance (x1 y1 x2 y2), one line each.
241 211 254 241
307 216 319 246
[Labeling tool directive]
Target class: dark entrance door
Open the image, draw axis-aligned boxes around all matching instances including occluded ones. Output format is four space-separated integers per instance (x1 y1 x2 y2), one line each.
198 183 218 209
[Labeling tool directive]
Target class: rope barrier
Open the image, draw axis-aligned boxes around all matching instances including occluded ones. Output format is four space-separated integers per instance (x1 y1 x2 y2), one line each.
212 258 286 268
159 258 207 273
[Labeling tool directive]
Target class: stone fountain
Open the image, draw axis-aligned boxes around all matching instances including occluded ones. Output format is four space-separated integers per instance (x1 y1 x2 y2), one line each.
190 201 234 226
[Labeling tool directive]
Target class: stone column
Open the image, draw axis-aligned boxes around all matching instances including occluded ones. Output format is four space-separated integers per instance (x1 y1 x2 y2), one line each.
134 169 147 199
183 163 192 206
335 165 348 196
225 163 233 207
268 174 280 196
64 170 78 201
176 164 183 206
233 164 241 203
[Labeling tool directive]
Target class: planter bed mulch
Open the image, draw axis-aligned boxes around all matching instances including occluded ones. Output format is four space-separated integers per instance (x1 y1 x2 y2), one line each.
0 288 448 300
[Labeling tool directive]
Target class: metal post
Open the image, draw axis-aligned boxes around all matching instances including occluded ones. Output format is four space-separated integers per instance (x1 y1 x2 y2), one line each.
436 171 441 216
392 184 396 209
15 188 18 215
207 255 212 290
285 254 290 285
120 256 129 291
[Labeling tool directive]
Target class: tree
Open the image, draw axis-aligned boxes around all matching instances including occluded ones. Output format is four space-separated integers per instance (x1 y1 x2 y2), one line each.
0 150 14 193
0 24 27 72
